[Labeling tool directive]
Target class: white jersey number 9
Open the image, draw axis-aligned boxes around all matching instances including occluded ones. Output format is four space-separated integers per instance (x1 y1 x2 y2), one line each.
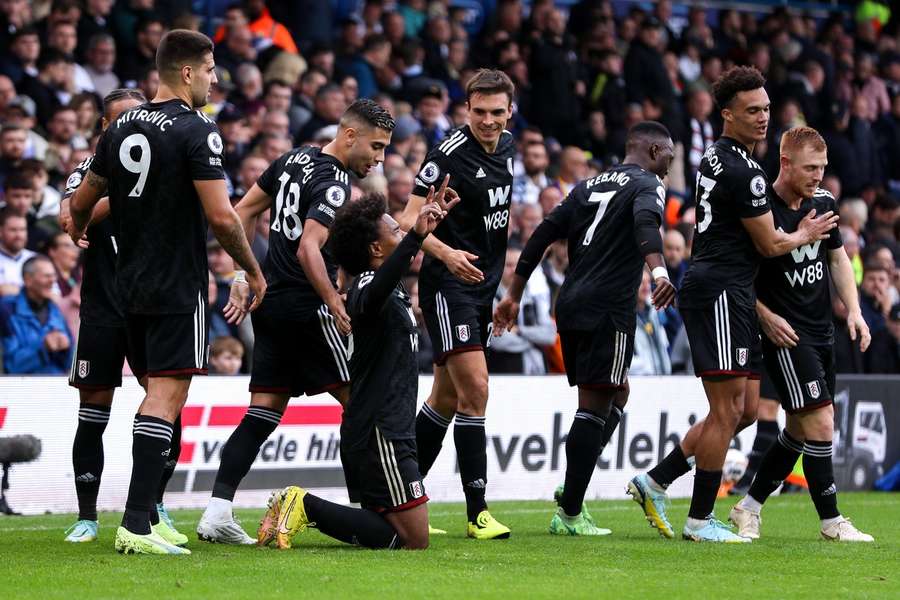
119 133 151 198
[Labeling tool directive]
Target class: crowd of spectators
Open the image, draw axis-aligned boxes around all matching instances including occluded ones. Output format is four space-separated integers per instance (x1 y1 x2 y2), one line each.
0 0 898 377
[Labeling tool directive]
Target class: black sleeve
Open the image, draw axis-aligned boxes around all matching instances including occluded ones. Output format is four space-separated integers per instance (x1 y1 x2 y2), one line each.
515 218 566 279
632 180 665 256
305 179 349 228
255 156 282 196
352 231 425 317
185 118 226 181
412 151 452 198
733 167 770 219
826 196 843 250
89 133 110 179
63 157 93 200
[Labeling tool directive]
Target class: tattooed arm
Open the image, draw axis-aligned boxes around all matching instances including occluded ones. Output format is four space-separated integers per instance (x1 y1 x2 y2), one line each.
195 178 267 311
68 170 107 243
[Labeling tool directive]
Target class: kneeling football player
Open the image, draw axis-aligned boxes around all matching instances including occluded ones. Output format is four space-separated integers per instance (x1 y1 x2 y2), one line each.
257 179 458 550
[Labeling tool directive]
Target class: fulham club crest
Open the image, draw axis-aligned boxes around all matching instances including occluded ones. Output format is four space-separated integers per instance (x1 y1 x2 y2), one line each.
736 348 748 366
806 380 821 399
456 324 470 342
77 360 90 379
409 481 423 499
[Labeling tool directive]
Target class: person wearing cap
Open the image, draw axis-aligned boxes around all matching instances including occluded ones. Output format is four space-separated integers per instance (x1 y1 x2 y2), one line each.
1 97 47 162
415 80 451 149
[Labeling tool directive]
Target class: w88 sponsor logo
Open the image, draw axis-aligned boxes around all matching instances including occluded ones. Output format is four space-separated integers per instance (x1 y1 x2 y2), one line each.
785 260 824 287
484 209 509 231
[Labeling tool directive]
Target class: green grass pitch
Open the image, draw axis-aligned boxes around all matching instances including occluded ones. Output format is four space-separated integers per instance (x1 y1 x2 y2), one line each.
1 492 897 599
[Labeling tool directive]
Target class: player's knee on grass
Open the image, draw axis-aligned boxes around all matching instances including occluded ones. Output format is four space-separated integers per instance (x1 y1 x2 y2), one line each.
385 504 429 550
794 404 834 441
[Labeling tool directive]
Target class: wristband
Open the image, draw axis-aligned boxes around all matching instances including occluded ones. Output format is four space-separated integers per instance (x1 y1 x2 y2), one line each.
651 266 669 281
233 270 247 284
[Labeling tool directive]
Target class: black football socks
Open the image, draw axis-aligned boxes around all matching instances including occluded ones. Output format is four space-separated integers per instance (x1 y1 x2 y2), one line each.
211 406 283 501
72 403 110 522
560 409 606 516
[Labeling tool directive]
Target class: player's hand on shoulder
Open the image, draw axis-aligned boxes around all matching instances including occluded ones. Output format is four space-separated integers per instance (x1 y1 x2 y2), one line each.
492 296 520 334
759 310 799 348
798 209 838 243
651 276 676 310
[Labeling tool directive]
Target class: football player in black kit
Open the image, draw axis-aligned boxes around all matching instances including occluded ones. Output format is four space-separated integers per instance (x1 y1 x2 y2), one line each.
257 180 459 551
494 122 677 536
60 88 190 547
728 127 874 542
626 67 837 543
401 69 516 539
69 30 265 555
196 99 394 544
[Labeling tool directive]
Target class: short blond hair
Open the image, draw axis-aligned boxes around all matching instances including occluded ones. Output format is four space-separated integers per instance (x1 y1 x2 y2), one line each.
780 126 827 156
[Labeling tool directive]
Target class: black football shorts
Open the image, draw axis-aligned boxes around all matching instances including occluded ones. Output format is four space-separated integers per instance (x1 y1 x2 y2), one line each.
420 290 492 366
559 315 634 390
342 428 428 513
249 301 349 397
761 339 834 414
126 301 209 378
681 290 762 378
68 322 135 388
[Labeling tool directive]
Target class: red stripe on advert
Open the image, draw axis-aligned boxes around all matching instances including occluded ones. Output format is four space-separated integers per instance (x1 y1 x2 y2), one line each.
207 405 342 426
179 442 195 463
181 406 204 427
0 407 6 428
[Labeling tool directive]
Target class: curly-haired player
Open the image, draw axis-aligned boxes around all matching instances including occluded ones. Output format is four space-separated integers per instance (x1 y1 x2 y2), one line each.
258 179 460 551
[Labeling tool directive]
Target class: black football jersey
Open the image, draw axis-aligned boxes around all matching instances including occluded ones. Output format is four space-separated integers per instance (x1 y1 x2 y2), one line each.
90 99 225 314
756 188 842 344
547 164 666 331
679 136 771 310
256 146 351 318
412 126 515 306
342 231 424 450
63 156 123 326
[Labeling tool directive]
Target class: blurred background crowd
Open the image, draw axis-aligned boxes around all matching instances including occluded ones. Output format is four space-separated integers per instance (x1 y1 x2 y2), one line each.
0 0 898 378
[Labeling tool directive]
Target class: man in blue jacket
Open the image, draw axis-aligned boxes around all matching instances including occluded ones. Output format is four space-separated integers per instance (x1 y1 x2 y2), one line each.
1 254 72 373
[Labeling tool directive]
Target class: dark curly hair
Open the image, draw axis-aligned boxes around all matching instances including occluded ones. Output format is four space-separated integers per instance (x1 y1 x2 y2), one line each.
342 98 395 132
711 65 766 110
329 193 388 276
